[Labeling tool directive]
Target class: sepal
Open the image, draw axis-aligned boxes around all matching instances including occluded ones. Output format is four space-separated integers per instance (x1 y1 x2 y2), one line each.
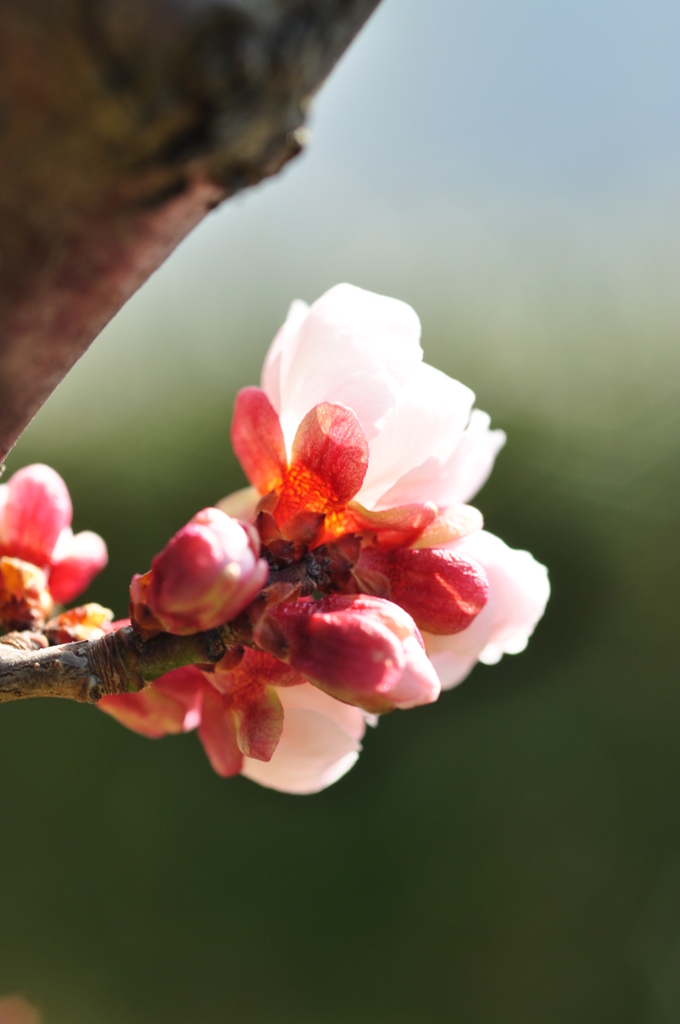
356 545 489 634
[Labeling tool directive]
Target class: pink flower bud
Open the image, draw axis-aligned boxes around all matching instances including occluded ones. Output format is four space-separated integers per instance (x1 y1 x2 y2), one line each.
355 545 488 634
254 594 440 714
0 464 72 566
141 508 269 635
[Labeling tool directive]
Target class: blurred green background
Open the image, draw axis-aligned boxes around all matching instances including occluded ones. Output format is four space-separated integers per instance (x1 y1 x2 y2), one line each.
2 0 680 1020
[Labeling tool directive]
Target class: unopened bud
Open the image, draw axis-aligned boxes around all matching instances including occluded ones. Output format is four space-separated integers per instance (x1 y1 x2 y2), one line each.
254 594 440 714
137 508 268 636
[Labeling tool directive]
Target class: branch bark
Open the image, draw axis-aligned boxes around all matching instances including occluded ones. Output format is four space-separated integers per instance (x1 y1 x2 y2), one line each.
0 623 248 704
0 0 382 462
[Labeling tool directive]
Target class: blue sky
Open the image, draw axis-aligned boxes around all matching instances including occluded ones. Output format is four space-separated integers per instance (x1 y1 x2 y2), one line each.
314 0 680 196
21 0 680 443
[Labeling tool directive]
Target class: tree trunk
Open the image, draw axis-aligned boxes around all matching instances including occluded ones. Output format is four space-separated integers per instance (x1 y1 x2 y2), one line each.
0 0 381 462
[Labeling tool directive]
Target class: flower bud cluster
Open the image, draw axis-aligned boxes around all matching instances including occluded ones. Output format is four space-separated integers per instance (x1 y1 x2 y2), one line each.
100 284 550 794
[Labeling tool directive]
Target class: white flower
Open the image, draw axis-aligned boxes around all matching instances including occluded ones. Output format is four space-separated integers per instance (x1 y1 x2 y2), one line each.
257 283 549 687
261 283 506 511
222 283 550 790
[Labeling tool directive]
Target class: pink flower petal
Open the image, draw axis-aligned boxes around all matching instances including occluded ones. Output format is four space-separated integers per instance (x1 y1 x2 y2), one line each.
425 649 478 691
231 387 287 495
274 284 423 457
261 298 309 413
377 409 506 509
2 464 72 566
357 362 475 509
49 529 108 604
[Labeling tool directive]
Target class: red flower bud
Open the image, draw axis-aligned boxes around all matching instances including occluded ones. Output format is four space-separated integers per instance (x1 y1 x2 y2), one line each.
139 508 268 635
254 594 440 714
356 545 488 634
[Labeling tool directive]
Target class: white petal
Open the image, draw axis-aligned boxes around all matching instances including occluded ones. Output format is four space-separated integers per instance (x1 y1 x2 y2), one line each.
241 683 366 794
426 649 479 690
261 299 309 414
423 530 549 688
275 283 423 456
376 409 506 509
357 362 475 509
274 682 367 742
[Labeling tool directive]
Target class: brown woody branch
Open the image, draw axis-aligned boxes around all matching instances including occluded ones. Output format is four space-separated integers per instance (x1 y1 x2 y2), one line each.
0 623 251 704
0 539 351 704
0 0 382 462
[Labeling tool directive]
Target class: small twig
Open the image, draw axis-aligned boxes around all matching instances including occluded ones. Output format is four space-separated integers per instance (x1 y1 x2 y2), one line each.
0 543 360 704
0 623 247 705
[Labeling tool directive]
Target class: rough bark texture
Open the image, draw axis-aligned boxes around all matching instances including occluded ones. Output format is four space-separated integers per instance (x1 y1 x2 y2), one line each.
0 0 381 462
0 558 337 703
0 623 247 703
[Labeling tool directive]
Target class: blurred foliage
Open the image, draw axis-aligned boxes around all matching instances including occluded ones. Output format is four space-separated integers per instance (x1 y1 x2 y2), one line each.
1 366 679 1023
